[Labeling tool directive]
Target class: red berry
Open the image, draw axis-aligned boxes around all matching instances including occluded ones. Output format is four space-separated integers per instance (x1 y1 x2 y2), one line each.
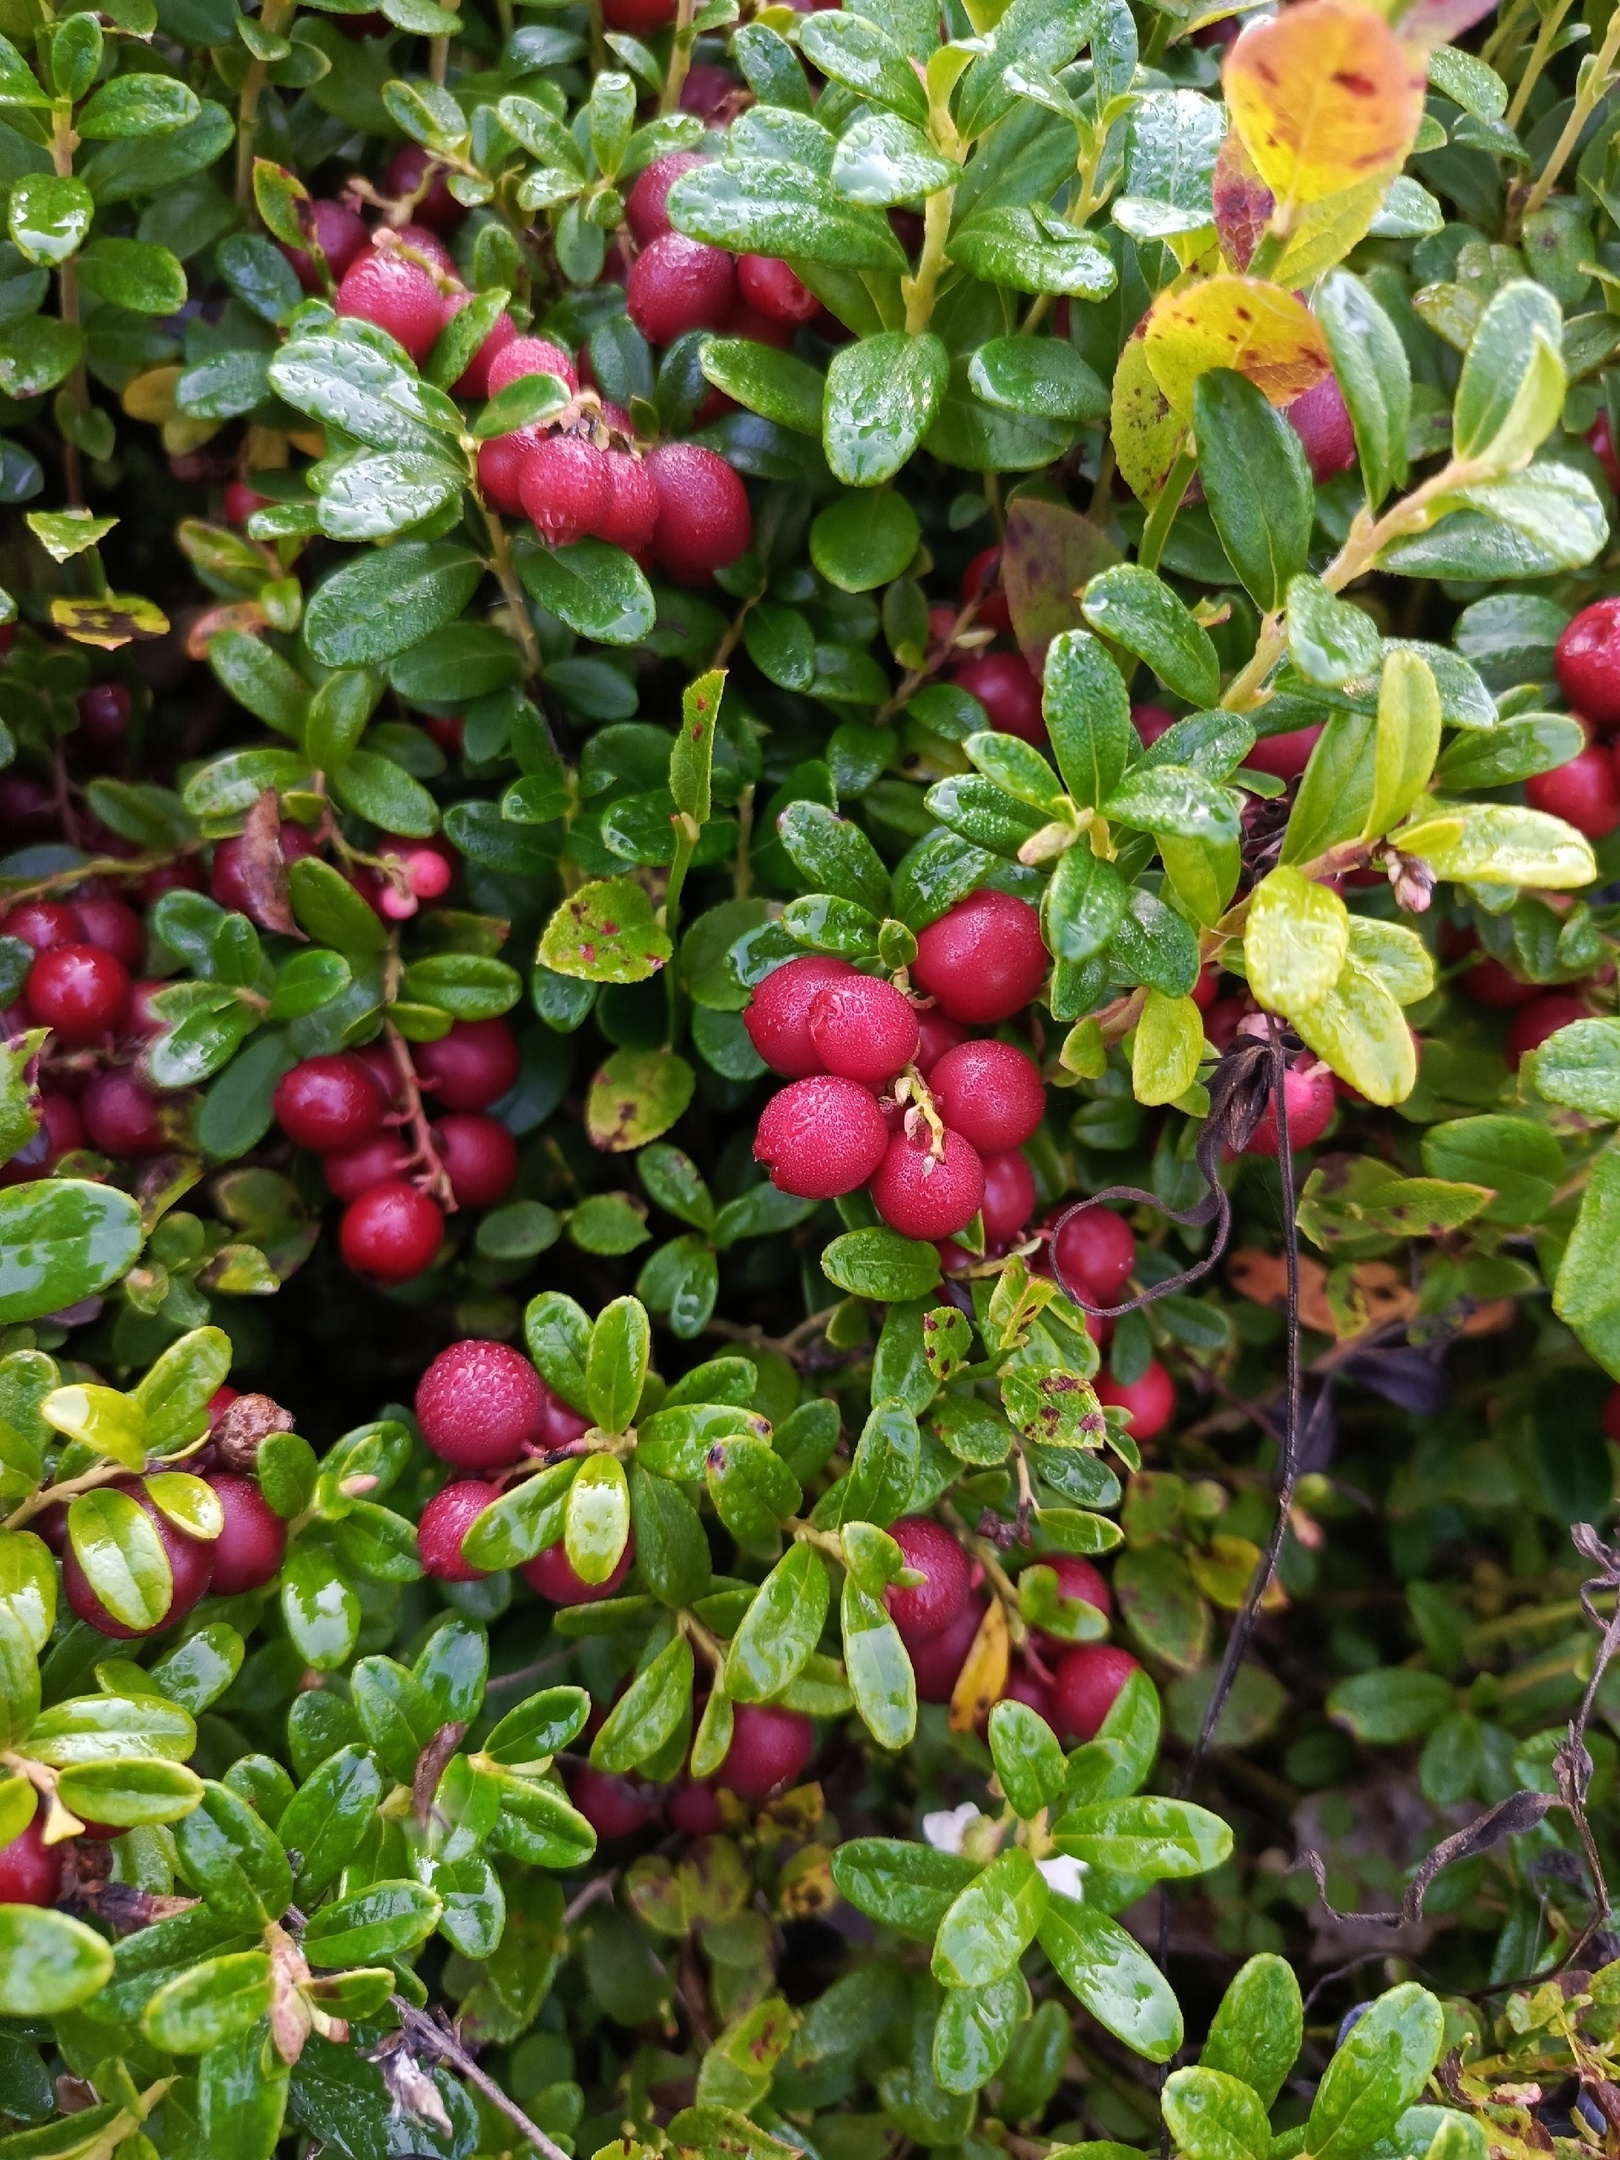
667 1778 724 1835
72 897 144 968
335 250 446 364
1246 1062 1336 1154
77 681 130 754
417 1340 551 1468
1190 963 1219 1011
1526 745 1620 838
377 837 453 905
1556 598 1620 728
0 1093 83 1185
928 1038 1045 1152
950 652 1045 747
63 1480 214 1639
418 1479 498 1581
273 1054 387 1153
960 547 1012 635
478 427 543 516
3 900 79 952
1095 1358 1175 1440
1132 702 1176 748
1203 998 1251 1052
1285 370 1356 482
81 1070 167 1155
414 1018 520 1111
646 442 752 582
594 452 660 552
807 975 919 1086
282 198 368 293
433 1113 518 1209
393 222 459 279
339 1181 444 1283
224 481 269 526
625 152 707 245
678 63 735 118
628 233 737 347
1000 1663 1052 1720
210 822 318 921
205 1473 287 1595
980 1149 1036 1245
323 1131 412 1202
1590 413 1620 492
743 955 856 1078
27 945 130 1043
754 1075 889 1200
870 1127 985 1240
914 1008 969 1073
0 777 54 840
137 861 202 910
208 1386 239 1428
1246 725 1322 781
487 335 579 398
1604 1385 1620 1442
447 303 516 400
1461 954 1539 1008
1506 992 1587 1069
883 1517 972 1645
524 1534 634 1604
1049 1644 1141 1744
570 1763 660 1837
0 1808 61 1905
910 1594 986 1703
386 143 465 233
717 1702 814 1798
520 435 611 548
1052 1204 1136 1301
1028 1554 1111 1651
912 891 1047 1025
735 254 820 326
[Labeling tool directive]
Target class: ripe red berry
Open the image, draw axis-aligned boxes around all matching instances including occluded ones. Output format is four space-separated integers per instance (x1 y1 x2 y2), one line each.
81 1070 167 1155
1000 1663 1052 1720
1 1092 84 1186
63 1480 214 1638
386 143 465 233
339 1181 445 1283
77 681 130 755
224 481 269 527
960 546 1012 635
524 1533 634 1604
335 250 446 364
625 151 708 245
1190 963 1219 1011
208 1386 239 1428
716 1702 814 1798
417 1340 551 1468
594 452 661 552
1246 1062 1336 1154
914 1008 969 1073
884 1517 972 1644
1590 413 1620 492
949 652 1045 747
735 254 819 326
910 1594 986 1702
744 955 856 1077
414 1018 520 1111
477 426 544 516
980 1148 1036 1245
27 944 130 1043
487 335 579 398
433 1113 518 1209
3 900 78 951
1526 745 1620 838
628 233 737 347
1028 1554 1111 1651
1052 1204 1136 1301
323 1131 411 1202
646 442 752 582
1285 370 1356 482
274 1054 387 1153
1132 702 1176 748
282 198 368 292
928 1039 1045 1152
1556 597 1620 728
570 1763 661 1837
72 897 144 968
205 1473 287 1595
1506 992 1587 1069
447 303 516 399
678 63 734 118
912 891 1047 1025
393 222 458 279
210 822 317 921
667 1778 724 1835
807 975 919 1086
1460 953 1539 1008
521 435 611 548
1095 1357 1175 1440
418 1479 498 1581
0 1808 61 1905
754 1075 889 1200
1246 725 1323 781
870 1127 985 1240
376 837 453 912
1049 1643 1141 1744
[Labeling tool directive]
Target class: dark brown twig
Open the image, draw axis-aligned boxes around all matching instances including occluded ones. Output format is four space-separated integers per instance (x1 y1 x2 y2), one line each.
388 1996 572 2160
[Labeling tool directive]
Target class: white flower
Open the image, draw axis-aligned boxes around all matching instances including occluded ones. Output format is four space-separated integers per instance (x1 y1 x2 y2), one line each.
1037 1855 1087 1901
922 1802 985 1855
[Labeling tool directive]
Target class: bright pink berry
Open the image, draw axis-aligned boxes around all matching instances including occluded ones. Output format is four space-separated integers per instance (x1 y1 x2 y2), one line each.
433 1113 518 1209
225 480 269 526
81 1070 166 1156
1132 702 1176 748
911 890 1047 1025
205 1474 287 1595
524 1533 634 1603
323 1131 412 1202
807 976 919 1086
380 837 453 902
521 434 611 547
1095 1358 1174 1440
1526 745 1620 838
64 1479 214 1638
0 1809 61 1905
909 1595 986 1702
386 143 465 232
646 442 752 582
418 1479 498 1581
1049 1643 1141 1744
1246 1063 1336 1154
949 652 1045 747
273 1054 387 1153
717 1702 814 1798
980 1148 1036 1244
1246 725 1322 781
210 822 318 921
77 681 130 754
754 1075 889 1199
335 250 446 363
625 151 707 245
417 1340 551 1468
1052 1204 1136 1301
735 254 819 326
3 900 78 951
478 426 543 515
929 1039 1045 1152
594 451 660 552
744 955 856 1077
282 198 368 292
1557 599 1620 727
27 944 130 1042
339 1181 444 1283
72 896 143 967
487 335 578 397
570 1763 660 1837
414 1018 520 1111
884 1517 972 1644
870 1127 985 1240
960 546 1012 635
1285 370 1356 482
448 303 516 400
1506 992 1588 1069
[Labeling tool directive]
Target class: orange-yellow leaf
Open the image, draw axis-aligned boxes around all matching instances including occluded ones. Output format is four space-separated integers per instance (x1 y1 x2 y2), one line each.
1223 0 1426 211
1144 276 1330 415
1111 317 1189 504
947 1596 1008 1733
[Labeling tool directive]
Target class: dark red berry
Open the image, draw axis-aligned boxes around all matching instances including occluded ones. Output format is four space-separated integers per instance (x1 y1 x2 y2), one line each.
753 1075 889 1200
678 63 735 118
386 143 465 233
323 1131 412 1203
418 1479 498 1581
960 547 1012 635
1461 953 1539 1008
594 452 660 552
76 681 130 754
570 1763 661 1837
339 1181 444 1283
478 426 543 516
224 481 268 526
273 1054 387 1153
1049 1643 1141 1744
335 250 446 364
413 1018 520 1111
949 652 1045 747
1526 745 1620 838
911 891 1047 1025
0 777 55 840
1132 702 1176 747
1000 1663 1052 1720
205 1474 287 1595
447 303 516 399
914 1008 969 1073
72 897 144 968
63 1480 213 1638
3 900 78 952
910 1594 985 1702
1246 725 1322 781
208 1386 239 1428
717 1702 814 1798
136 859 202 908
1095 1358 1175 1441
1285 370 1356 482
929 1039 1045 1152
210 822 317 921
735 254 819 326
81 1070 167 1155
524 1533 634 1603
417 1339 551 1468
433 1113 518 1209
1 1093 83 1186
870 1127 985 1240
646 442 752 582
1506 993 1587 1069
980 1148 1036 1245
884 1517 972 1644
1590 413 1620 492
521 435 611 548
0 1808 61 1905
1246 1062 1335 1154
1052 1204 1136 1301
667 1778 724 1835
487 335 578 397
282 198 368 293
625 151 707 245
1556 599 1620 728
27 944 130 1043
744 955 856 1077
1191 963 1219 1011
807 976 919 1086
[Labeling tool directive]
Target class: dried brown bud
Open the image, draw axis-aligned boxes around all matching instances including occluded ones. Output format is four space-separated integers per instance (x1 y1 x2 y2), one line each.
213 1391 295 1470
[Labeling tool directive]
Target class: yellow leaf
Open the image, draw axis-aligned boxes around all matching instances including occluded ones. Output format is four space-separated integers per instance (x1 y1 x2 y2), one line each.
1363 648 1441 842
50 594 171 650
1144 276 1329 416
1293 957 1416 1105
1132 989 1205 1106
1271 174 1389 284
1223 0 1426 216
121 366 181 424
1245 865 1350 1011
948 1596 1008 1734
1110 318 1188 504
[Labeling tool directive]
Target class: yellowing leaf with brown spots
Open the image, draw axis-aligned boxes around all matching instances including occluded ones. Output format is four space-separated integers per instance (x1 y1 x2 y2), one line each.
1223 0 1426 213
1144 276 1329 416
1111 320 1188 504
948 1596 1008 1733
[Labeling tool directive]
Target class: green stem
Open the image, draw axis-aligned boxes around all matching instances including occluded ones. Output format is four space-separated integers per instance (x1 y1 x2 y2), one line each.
902 186 955 335
1521 2 1620 220
483 503 541 680
1506 0 1575 128
659 0 697 115
1138 444 1195 573
235 0 295 208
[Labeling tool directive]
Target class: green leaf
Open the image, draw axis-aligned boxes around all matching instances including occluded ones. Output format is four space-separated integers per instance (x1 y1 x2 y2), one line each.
842 1573 915 1749
1326 1667 1453 1743
591 1631 694 1773
1286 576 1382 689
1305 1985 1445 2160
668 158 907 270
1131 989 1204 1107
303 1879 443 1965
1050 1795 1232 1877
1316 270 1410 507
1245 866 1350 1012
0 1179 145 1324
969 336 1108 423
822 1226 940 1300
78 71 200 136
988 1698 1066 1820
947 208 1116 298
1083 566 1220 708
830 111 958 206
0 1908 113 2015
303 542 484 669
1200 1953 1303 2109
1162 2066 1271 2160
823 332 949 487
1193 370 1312 612
1364 649 1441 841
1452 279 1564 474
1529 1018 1620 1118
8 173 92 266
75 237 188 313
932 1846 1047 1986
831 1837 979 1936
1377 464 1607 581
144 1950 272 2053
810 489 921 592
1044 629 1131 809
540 879 673 984
1037 1893 1183 2062
515 535 656 646
565 1453 631 1585
700 337 825 436
727 1543 829 1703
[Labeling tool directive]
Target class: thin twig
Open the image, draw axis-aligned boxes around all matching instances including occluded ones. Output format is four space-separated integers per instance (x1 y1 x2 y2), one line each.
390 1997 574 2160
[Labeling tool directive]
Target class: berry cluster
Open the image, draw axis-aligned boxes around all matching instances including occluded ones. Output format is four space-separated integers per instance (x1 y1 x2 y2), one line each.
1515 597 1620 841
